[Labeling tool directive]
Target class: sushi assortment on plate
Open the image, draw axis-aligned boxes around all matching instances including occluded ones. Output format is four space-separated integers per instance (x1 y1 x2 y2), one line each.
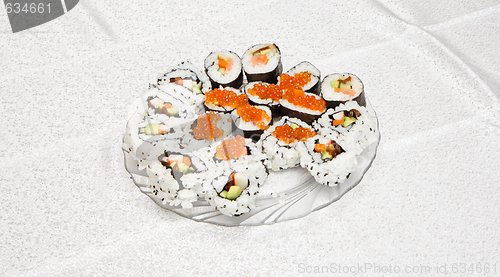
123 43 380 226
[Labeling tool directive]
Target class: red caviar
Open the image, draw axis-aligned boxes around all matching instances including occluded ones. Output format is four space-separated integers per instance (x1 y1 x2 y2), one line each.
279 72 311 90
247 83 282 102
205 89 248 109
273 124 316 144
282 89 326 112
236 104 271 130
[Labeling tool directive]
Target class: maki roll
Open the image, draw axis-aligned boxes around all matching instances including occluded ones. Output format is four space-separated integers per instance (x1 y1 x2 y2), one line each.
145 149 214 209
203 87 248 113
283 61 321 94
204 135 268 216
314 101 378 154
244 82 282 115
242 43 283 84
157 61 211 94
204 51 244 89
298 134 357 187
279 88 326 124
231 104 272 141
321 73 366 108
258 117 316 171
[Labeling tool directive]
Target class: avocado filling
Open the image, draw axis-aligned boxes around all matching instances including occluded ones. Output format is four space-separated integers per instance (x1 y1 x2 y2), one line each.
330 76 355 96
139 123 170 135
147 97 180 117
331 109 361 128
219 172 249 200
313 140 344 160
160 154 197 175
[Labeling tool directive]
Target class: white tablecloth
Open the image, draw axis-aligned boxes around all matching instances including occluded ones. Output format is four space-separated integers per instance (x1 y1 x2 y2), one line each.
1 1 499 276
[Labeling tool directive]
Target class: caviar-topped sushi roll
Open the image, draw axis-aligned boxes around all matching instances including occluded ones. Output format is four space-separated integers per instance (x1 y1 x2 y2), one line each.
258 117 316 170
232 104 272 141
280 87 326 124
203 87 248 113
204 51 244 89
283 61 321 94
244 82 282 115
242 43 283 84
321 73 366 108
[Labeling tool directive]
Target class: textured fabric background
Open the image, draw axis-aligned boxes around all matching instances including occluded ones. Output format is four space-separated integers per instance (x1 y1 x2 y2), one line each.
1 1 499 276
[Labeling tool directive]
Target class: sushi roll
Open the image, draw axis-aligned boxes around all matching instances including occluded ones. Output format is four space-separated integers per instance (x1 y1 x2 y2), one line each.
298 134 357 187
203 87 248 113
204 51 244 89
157 61 211 94
283 61 321 94
145 149 214 209
258 117 316 171
279 88 326 124
314 101 378 154
231 104 272 141
204 136 268 216
321 73 366 108
242 43 283 84
244 82 282 115
180 111 238 152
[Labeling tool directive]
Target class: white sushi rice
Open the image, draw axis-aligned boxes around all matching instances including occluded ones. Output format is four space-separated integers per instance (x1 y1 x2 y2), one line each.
314 101 378 154
284 61 321 91
204 51 242 86
257 116 314 171
297 134 357 187
321 73 364 102
242 43 281 75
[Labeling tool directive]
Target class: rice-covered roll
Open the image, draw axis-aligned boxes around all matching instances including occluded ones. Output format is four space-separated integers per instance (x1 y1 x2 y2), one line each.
204 51 244 89
231 104 272 141
242 43 283 84
157 61 211 94
258 117 316 171
284 61 321 94
145 149 215 209
321 73 366 108
203 137 268 216
279 89 326 124
298 134 357 187
244 82 282 115
203 87 248 113
314 101 378 154
180 111 238 152
143 86 198 120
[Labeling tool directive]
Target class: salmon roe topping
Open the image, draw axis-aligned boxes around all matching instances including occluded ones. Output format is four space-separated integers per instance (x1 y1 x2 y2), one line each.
279 72 311 90
273 124 316 144
236 104 271 130
205 89 248 109
247 83 282 102
282 89 326 112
